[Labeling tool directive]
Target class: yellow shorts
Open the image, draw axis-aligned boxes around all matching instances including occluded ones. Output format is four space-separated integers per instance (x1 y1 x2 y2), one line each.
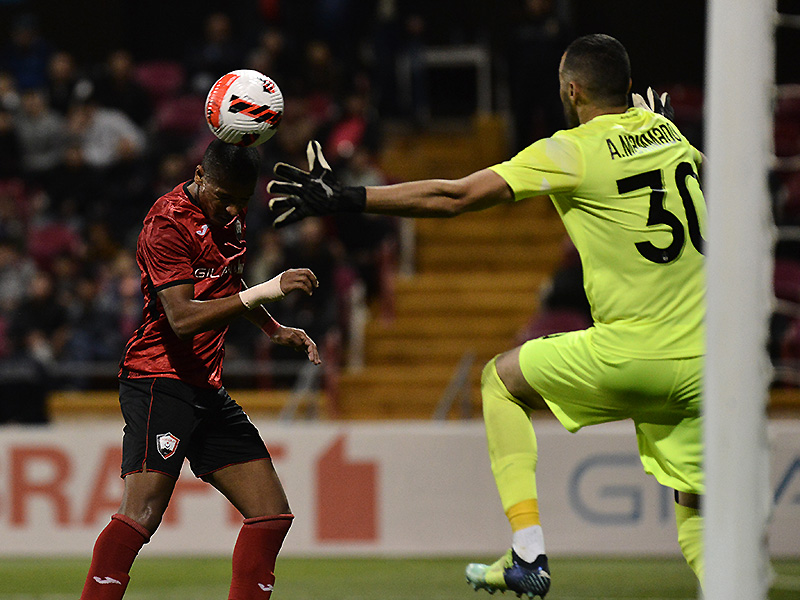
518 329 704 495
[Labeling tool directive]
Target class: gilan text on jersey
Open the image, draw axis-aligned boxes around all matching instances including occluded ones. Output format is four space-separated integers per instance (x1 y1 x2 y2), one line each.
194 262 243 279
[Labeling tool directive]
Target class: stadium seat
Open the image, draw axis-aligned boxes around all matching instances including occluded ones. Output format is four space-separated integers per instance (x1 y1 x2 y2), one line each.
774 257 800 303
774 119 800 158
776 171 800 223
517 308 592 342
780 318 800 363
134 60 186 106
663 83 704 125
27 222 83 270
775 88 800 123
153 95 205 136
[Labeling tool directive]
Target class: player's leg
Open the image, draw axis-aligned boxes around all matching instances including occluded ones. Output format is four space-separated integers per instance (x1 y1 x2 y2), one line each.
205 461 293 600
675 491 703 584
633 356 704 585
80 465 178 599
80 378 191 600
638 420 704 584
468 330 632 598
194 389 292 600
466 346 551 598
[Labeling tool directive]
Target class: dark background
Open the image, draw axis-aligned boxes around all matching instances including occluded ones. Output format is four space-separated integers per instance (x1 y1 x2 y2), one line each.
0 0 710 87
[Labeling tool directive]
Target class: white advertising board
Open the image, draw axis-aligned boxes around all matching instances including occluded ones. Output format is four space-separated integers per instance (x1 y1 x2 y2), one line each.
0 419 798 557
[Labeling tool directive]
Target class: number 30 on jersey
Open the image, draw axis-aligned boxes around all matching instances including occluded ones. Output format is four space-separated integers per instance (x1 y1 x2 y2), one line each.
617 162 704 264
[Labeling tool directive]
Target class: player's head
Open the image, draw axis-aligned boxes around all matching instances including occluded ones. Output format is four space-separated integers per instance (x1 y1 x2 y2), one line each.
194 139 260 225
559 34 631 127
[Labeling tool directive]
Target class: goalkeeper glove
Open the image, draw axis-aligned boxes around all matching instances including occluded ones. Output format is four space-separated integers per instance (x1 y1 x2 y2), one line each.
631 86 675 122
267 140 366 228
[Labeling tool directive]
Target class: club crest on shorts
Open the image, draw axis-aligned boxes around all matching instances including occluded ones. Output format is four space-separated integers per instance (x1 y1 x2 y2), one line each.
156 432 180 460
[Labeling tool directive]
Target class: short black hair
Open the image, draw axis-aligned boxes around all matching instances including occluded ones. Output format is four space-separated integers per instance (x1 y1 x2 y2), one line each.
562 34 631 106
201 139 260 184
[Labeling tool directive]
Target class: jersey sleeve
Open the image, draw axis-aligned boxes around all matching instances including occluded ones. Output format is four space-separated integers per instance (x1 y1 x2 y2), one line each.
140 214 195 291
489 134 584 201
690 144 703 165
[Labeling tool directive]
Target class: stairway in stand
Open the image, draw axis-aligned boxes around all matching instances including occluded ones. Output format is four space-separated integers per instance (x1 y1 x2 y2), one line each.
332 117 567 419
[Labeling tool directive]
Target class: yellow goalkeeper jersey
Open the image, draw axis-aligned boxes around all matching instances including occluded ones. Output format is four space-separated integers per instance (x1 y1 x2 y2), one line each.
490 107 706 359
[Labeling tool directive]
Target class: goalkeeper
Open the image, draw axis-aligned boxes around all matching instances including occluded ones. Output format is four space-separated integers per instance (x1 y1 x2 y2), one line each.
269 34 705 597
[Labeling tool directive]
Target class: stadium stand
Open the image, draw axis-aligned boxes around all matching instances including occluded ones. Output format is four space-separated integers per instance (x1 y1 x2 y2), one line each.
0 3 795 422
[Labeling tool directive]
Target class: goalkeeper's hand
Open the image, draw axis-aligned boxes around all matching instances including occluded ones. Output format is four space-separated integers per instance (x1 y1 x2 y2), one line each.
631 86 675 122
267 140 366 228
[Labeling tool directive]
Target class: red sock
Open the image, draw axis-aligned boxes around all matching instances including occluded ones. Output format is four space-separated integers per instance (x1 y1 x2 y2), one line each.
228 514 294 600
80 514 150 600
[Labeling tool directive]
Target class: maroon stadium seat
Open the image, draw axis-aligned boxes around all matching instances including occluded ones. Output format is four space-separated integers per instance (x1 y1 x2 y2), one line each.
134 60 186 106
774 258 800 303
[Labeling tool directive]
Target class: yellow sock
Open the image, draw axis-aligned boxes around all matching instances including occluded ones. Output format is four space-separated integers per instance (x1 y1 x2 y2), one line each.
481 358 539 513
675 502 704 587
506 499 540 531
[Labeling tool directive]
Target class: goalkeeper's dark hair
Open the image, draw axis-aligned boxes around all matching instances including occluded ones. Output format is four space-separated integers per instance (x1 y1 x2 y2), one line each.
562 34 631 107
201 139 260 183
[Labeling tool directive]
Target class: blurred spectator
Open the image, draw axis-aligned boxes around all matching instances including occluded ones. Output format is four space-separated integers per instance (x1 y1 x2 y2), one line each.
326 87 381 162
66 88 147 169
333 147 397 300
9 270 69 362
92 49 153 127
270 94 326 179
269 217 339 352
0 71 21 111
0 269 67 423
0 106 22 178
25 191 85 272
395 13 430 122
301 40 342 124
152 152 192 197
507 0 571 150
340 144 387 188
248 228 287 285
250 28 297 92
50 252 82 305
2 14 52 91
105 249 144 344
0 237 37 314
0 178 30 242
0 342 50 423
46 50 84 115
62 271 124 364
15 87 67 180
43 142 105 219
84 221 122 267
185 12 244 95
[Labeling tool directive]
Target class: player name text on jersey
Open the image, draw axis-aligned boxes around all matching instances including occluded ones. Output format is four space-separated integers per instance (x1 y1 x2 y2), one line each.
606 122 683 160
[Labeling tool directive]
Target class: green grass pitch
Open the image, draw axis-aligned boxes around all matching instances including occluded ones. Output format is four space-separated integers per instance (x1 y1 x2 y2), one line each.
0 556 798 599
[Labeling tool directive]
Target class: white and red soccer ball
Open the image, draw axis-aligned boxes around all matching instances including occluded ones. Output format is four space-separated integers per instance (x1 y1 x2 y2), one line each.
205 69 283 147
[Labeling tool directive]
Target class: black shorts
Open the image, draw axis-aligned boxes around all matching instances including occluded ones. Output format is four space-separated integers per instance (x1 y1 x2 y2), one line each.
119 377 270 479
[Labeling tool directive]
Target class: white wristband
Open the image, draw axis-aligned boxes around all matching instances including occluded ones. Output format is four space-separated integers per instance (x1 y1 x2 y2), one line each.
239 274 285 309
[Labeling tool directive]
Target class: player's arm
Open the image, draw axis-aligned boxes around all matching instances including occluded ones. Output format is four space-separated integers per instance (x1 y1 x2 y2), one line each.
696 151 706 184
267 141 513 227
241 285 321 364
157 268 318 339
363 169 513 218
159 283 248 338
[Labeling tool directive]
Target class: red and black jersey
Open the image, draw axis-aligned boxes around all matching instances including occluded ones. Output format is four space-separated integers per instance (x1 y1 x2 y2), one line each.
120 182 246 388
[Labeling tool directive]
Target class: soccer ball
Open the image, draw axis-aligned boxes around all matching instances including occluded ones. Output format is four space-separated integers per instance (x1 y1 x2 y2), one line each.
205 69 283 147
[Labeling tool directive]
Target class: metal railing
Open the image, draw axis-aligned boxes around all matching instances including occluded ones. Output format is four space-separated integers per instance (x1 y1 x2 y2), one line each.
432 351 476 420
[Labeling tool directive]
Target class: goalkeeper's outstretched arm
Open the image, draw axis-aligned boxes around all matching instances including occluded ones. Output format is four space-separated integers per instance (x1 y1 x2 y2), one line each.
364 169 514 218
268 140 514 227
